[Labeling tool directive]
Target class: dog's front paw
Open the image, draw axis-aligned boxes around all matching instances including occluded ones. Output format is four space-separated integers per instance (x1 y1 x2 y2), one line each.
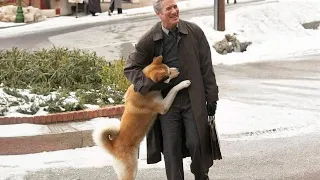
177 80 191 89
169 67 180 79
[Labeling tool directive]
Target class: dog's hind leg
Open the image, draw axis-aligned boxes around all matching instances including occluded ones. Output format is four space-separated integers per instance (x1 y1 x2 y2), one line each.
159 80 191 115
113 150 138 180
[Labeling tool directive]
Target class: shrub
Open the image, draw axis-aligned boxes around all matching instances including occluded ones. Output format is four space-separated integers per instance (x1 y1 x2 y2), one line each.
0 47 131 114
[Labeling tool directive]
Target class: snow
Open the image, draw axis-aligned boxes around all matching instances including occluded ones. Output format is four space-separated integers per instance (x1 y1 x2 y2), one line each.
1 0 320 179
0 123 51 137
203 0 320 64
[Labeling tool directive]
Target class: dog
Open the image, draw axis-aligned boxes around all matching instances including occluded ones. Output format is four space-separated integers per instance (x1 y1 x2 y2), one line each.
227 0 237 4
92 56 191 180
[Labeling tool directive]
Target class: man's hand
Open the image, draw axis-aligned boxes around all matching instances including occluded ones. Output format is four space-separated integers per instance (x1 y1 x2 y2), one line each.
206 101 217 116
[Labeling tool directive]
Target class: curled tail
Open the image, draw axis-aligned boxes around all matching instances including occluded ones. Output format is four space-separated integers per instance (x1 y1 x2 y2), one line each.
92 118 120 155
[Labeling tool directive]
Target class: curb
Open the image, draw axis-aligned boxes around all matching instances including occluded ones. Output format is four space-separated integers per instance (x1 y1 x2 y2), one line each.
0 105 124 125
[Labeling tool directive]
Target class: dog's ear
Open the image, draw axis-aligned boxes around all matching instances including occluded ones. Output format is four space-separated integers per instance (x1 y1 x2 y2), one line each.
153 56 163 64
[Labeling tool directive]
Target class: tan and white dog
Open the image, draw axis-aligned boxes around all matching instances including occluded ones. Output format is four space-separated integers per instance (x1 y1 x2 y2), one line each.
92 56 191 180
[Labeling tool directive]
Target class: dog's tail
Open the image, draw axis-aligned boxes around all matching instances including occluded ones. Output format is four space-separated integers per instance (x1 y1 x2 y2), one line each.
92 118 121 155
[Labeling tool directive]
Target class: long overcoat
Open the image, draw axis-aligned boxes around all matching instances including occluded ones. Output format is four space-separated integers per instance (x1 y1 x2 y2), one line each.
88 0 101 13
124 19 219 169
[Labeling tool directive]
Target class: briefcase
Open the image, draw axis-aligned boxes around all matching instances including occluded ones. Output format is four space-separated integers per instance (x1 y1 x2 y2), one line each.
208 115 222 160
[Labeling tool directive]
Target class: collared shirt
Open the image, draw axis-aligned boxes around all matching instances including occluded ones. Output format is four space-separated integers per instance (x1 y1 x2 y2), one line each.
161 24 179 36
160 24 182 89
162 25 170 35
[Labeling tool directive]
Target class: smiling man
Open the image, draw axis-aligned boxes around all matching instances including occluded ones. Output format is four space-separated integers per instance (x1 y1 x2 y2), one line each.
124 0 220 179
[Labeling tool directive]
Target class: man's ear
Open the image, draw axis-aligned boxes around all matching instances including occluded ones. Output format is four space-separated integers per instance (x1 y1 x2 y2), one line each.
156 12 163 19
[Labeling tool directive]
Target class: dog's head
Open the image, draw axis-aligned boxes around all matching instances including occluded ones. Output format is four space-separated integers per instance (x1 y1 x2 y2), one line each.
143 56 170 83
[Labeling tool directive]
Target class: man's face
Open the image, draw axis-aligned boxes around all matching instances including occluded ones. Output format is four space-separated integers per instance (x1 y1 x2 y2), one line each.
157 0 179 30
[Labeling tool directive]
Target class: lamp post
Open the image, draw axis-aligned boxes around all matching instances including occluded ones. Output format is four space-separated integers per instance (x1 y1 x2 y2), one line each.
15 0 24 23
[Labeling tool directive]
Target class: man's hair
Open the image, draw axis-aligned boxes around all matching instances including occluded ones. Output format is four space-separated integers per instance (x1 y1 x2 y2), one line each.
153 0 163 13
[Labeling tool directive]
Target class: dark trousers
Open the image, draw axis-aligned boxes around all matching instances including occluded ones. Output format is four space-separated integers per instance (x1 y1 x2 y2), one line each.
109 0 122 14
159 89 209 180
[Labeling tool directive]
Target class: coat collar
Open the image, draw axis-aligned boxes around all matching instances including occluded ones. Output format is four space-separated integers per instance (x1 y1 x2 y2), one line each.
153 19 188 41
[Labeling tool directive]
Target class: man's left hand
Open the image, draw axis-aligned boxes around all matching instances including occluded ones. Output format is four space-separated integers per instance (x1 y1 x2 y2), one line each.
206 101 217 116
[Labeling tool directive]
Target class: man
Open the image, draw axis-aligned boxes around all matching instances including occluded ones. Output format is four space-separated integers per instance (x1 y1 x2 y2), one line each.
108 0 122 16
124 0 219 179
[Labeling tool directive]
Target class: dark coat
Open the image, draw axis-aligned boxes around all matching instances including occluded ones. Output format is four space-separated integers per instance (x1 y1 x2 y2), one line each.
88 0 101 13
124 19 219 169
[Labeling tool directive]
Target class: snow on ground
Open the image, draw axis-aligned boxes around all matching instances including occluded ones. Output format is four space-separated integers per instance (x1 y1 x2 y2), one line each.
191 0 320 65
0 123 51 137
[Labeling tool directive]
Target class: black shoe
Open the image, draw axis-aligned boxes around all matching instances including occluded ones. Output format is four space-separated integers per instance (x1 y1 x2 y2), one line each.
118 8 122 14
89 11 97 16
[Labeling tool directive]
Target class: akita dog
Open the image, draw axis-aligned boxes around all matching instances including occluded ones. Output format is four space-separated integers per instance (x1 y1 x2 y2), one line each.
92 56 191 180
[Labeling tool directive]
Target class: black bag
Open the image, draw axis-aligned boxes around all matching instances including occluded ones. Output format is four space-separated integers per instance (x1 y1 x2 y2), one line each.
208 115 222 160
